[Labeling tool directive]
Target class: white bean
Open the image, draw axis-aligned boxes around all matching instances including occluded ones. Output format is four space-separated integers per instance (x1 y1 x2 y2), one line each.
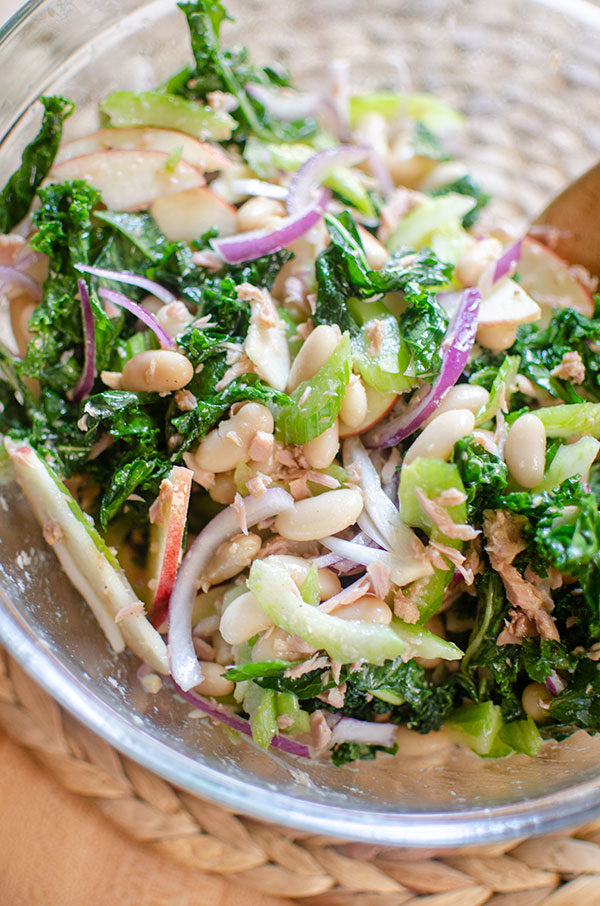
276 555 341 601
403 409 475 465
339 375 368 429
395 725 449 757
236 196 287 233
287 324 341 391
455 237 503 287
121 349 194 393
251 628 298 662
356 225 389 269
302 420 339 470
208 471 237 505
275 488 363 541
194 661 234 697
335 596 392 624
476 322 519 352
195 403 274 473
522 682 552 722
155 301 194 338
423 385 489 425
219 590 273 645
203 533 262 586
505 413 546 488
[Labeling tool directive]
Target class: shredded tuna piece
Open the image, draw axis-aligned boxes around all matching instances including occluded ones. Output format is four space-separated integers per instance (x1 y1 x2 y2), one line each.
310 710 332 750
295 317 314 339
248 430 274 463
215 354 255 391
428 540 474 586
275 446 298 469
206 90 238 113
307 292 317 314
257 535 320 560
289 477 310 500
330 660 342 685
277 713 295 730
246 472 272 498
115 600 144 622
550 350 585 384
43 520 64 546
319 575 371 613
233 492 248 535
534 608 560 642
191 249 224 271
472 429 500 456
415 488 480 541
318 683 347 709
435 488 467 507
285 654 329 679
497 608 537 645
305 470 340 489
366 319 386 356
484 510 527 565
148 478 173 525
524 565 555 611
393 581 425 624
174 389 197 411
237 282 278 328
367 561 391 598
182 452 215 489
284 276 310 313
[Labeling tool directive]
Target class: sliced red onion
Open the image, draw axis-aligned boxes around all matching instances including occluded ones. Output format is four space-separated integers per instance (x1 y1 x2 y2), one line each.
0 264 42 300
98 287 175 349
210 187 330 264
245 82 320 122
320 536 430 586
229 178 289 201
173 682 311 758
545 670 567 696
368 148 394 200
287 145 370 215
330 716 397 748
365 287 482 448
357 510 389 551
69 279 96 403
494 238 522 283
168 488 294 691
75 263 176 305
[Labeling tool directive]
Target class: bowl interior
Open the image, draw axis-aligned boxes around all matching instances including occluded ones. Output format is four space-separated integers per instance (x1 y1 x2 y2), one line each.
1 0 600 846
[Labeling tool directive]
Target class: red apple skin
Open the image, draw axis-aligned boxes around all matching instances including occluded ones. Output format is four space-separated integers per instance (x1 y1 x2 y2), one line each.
148 465 193 625
520 235 595 318
338 387 399 439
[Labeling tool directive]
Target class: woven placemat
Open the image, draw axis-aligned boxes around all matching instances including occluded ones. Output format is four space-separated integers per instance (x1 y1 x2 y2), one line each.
1 650 599 905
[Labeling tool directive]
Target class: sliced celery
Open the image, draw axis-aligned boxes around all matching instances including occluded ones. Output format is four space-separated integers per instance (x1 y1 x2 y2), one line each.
498 717 543 757
445 701 503 756
474 355 520 427
276 333 352 444
387 193 476 255
248 556 462 664
399 457 467 545
324 168 376 218
277 692 311 734
535 435 600 491
352 313 415 393
349 91 463 133
300 563 320 606
530 403 600 439
100 90 234 141
245 683 278 749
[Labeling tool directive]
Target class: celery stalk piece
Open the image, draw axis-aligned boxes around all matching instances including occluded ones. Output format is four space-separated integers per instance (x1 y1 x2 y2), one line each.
349 91 463 133
245 683 278 749
474 355 520 427
535 435 600 491
100 91 235 141
352 314 416 394
530 403 600 439
324 167 376 218
248 556 462 664
299 563 320 606
498 717 543 757
445 701 504 756
276 333 352 445
386 194 476 255
6 440 168 674
277 692 311 734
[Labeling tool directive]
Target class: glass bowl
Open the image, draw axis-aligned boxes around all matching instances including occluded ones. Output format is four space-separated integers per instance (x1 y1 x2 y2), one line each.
1 0 600 848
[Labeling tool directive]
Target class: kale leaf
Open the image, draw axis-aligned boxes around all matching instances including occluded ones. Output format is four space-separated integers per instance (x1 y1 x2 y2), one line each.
331 742 398 767
431 174 490 228
0 95 74 233
453 436 508 521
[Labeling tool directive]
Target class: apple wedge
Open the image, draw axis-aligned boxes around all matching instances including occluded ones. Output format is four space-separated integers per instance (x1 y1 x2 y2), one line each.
147 465 193 627
150 186 237 241
476 277 541 351
339 385 398 438
519 235 595 318
56 127 231 172
51 149 205 211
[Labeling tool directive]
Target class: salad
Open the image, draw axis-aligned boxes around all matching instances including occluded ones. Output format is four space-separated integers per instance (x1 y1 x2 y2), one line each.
1 0 600 767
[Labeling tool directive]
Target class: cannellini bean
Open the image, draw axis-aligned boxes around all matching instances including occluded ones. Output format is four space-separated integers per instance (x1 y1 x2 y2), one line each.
476 322 520 352
219 590 273 645
357 225 389 269
208 471 237 505
505 413 546 488
275 488 363 541
155 301 194 338
195 402 274 473
194 661 235 697
287 324 341 391
339 375 368 429
277 555 341 601
121 349 194 393
212 636 234 666
455 236 503 287
202 533 262 586
395 725 449 757
251 627 299 662
9 293 37 358
522 682 553 722
302 420 340 469
423 384 490 425
335 595 392 624
403 409 475 466
236 196 287 233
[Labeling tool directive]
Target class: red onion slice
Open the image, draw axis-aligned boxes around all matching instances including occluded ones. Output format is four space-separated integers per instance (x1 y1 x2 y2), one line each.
545 670 567 696
245 82 320 122
364 287 482 448
478 239 523 298
173 682 311 758
287 145 370 215
210 187 330 264
69 279 96 403
229 178 289 201
168 488 294 691
330 716 397 748
0 264 42 301
75 263 176 305
98 287 175 349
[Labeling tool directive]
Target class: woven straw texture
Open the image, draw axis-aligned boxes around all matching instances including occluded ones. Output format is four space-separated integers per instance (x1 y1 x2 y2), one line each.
1 649 599 905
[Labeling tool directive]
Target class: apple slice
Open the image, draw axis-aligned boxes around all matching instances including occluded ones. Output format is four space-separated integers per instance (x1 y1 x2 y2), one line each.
339 385 398 439
150 186 237 241
51 149 205 211
519 235 595 317
147 465 193 627
56 127 231 172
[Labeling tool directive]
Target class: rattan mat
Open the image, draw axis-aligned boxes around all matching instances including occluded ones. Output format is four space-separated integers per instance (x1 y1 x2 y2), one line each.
1 651 599 905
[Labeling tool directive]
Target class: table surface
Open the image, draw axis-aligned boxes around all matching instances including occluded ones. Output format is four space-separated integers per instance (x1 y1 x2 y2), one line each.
0 727 288 906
